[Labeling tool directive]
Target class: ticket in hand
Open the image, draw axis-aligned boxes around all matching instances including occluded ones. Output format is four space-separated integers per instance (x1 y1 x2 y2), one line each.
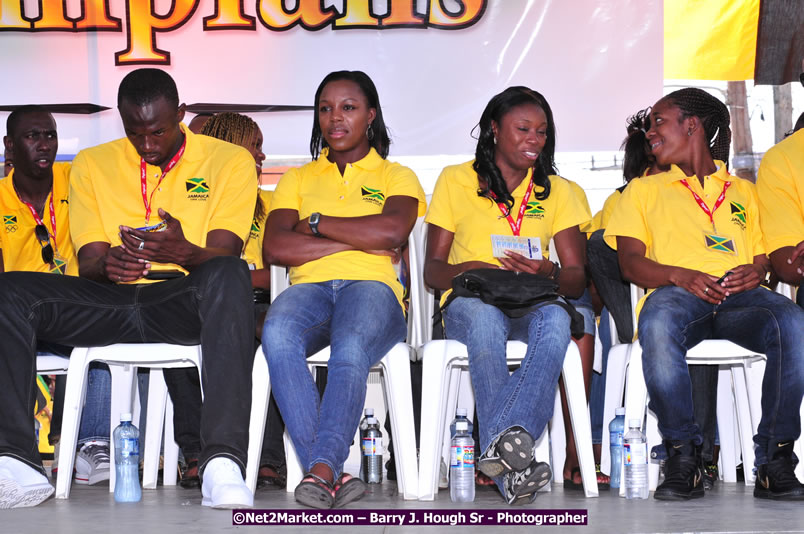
491 235 542 259
135 220 167 232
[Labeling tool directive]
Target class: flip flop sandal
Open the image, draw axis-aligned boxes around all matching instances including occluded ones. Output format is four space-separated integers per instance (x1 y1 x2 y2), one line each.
563 466 584 491
294 472 334 509
596 464 611 490
333 473 366 508
478 428 535 478
179 458 200 489
257 465 287 489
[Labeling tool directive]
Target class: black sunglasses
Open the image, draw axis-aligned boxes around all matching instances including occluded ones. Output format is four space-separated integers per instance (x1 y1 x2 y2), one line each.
34 224 54 266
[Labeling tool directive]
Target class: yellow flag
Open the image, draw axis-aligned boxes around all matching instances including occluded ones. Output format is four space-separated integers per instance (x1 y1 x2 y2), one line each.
665 0 759 80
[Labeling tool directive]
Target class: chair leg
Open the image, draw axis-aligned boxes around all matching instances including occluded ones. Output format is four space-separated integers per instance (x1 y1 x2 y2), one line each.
600 343 630 475
284 431 303 493
379 343 418 500
417 340 453 501
55 348 91 499
620 342 648 497
108 363 136 493
246 351 271 495
716 366 738 483
162 396 180 486
142 369 168 489
533 426 551 492
732 364 757 485
561 342 598 497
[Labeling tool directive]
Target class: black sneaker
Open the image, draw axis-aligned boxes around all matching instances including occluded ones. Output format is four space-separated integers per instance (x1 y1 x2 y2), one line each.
703 463 718 490
653 441 704 501
754 442 804 500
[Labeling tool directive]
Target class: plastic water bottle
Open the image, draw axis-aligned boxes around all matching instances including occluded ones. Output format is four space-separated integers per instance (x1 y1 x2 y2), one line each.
609 407 626 489
623 419 649 499
360 416 383 484
450 408 473 439
450 420 475 502
113 413 141 503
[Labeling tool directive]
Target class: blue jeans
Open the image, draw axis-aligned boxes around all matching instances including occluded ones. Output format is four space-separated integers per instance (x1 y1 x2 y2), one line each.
443 297 571 495
261 280 406 478
77 363 111 445
639 285 804 466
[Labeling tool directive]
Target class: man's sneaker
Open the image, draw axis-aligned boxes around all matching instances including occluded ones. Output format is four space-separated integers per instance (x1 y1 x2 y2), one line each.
478 428 534 478
754 442 804 500
502 460 551 505
201 457 253 509
74 441 110 485
653 441 704 501
0 457 54 509
703 463 718 490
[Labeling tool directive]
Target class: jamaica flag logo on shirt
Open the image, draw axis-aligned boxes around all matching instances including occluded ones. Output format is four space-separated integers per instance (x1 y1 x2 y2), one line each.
361 186 385 206
524 201 545 219
730 202 746 229
249 218 261 241
705 234 736 254
186 177 209 200
3 215 18 233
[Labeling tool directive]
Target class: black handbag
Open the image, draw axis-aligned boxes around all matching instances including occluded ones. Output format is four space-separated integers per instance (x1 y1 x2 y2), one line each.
441 268 585 338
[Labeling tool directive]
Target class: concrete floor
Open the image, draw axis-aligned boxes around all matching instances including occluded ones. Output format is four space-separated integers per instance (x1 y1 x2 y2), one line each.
5 478 804 534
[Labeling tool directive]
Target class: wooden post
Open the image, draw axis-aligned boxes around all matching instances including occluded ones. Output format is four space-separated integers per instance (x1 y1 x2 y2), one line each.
727 81 755 182
773 83 793 143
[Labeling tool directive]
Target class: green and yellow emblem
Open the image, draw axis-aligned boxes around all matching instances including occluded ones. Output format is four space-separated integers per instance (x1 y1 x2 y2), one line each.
705 234 736 254
730 202 746 224
361 186 385 202
185 177 209 194
3 215 17 232
525 201 544 215
50 257 67 275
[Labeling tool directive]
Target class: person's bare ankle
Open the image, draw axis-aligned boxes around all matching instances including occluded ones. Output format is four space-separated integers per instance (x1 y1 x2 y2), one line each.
310 463 333 485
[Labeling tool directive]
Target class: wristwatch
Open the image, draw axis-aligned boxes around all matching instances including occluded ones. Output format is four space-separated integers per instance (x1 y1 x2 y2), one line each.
309 212 322 237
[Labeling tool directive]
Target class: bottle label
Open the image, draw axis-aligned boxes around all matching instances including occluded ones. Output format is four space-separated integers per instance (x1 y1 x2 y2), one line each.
120 437 139 458
362 437 383 457
624 442 647 465
450 445 474 468
610 431 623 447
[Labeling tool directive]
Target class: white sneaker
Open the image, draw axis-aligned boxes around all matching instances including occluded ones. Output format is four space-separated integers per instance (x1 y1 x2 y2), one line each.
201 458 253 509
0 457 54 509
74 441 110 485
439 459 449 489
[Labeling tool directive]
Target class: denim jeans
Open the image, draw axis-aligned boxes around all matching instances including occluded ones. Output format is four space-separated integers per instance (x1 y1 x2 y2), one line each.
638 285 804 466
0 256 255 476
262 280 406 478
77 363 111 445
443 297 571 496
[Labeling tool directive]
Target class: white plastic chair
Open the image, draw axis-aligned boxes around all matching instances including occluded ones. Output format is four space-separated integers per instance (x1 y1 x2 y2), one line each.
245 265 420 500
55 344 202 499
417 339 599 500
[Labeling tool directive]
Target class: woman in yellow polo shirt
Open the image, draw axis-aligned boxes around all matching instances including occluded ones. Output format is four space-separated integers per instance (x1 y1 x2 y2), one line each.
262 71 426 509
424 86 590 505
606 88 804 501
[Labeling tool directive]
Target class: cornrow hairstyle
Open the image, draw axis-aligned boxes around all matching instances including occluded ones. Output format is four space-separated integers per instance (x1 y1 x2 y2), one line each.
200 112 265 222
117 68 179 109
6 104 50 138
473 86 556 213
310 70 391 160
663 87 732 168
620 107 654 183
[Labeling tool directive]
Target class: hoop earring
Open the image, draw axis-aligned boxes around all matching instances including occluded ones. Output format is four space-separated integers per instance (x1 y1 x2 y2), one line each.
366 125 374 141
493 136 497 145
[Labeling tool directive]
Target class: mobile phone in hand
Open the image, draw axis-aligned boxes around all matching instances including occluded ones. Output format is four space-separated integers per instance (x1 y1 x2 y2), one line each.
716 271 733 285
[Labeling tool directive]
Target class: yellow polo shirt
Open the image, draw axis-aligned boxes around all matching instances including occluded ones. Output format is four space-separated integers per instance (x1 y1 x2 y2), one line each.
598 189 623 230
269 148 426 305
425 160 591 267
69 125 256 282
242 189 273 270
563 178 595 234
0 162 76 275
604 162 764 277
757 129 804 254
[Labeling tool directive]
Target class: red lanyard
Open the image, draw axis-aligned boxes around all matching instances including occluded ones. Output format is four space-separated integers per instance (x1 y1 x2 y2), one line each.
679 178 731 232
20 194 57 248
488 179 535 236
140 138 186 224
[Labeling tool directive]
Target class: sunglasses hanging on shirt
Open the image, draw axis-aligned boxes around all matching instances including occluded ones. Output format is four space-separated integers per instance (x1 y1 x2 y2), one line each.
34 224 55 266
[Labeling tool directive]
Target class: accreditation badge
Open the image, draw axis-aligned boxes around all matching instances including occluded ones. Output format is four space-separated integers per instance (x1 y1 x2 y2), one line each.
704 232 737 255
50 254 67 275
491 235 542 259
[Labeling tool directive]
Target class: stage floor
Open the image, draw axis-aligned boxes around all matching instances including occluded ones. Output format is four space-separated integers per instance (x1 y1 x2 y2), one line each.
5 478 803 534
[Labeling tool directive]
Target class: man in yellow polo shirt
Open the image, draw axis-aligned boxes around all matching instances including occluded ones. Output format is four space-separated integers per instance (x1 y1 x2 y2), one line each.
1 105 114 488
0 69 257 510
605 88 804 501
757 127 803 308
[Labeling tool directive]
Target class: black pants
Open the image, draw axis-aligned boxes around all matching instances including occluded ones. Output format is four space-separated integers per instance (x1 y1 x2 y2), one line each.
0 256 255 476
587 229 633 343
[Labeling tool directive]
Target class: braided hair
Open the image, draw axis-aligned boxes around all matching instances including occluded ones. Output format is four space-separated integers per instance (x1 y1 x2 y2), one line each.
200 112 265 222
662 88 731 168
473 86 556 214
309 71 391 160
620 108 653 183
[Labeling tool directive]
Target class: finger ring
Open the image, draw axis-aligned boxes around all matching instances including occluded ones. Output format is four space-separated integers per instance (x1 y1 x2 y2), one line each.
704 287 709 294
137 241 145 251
118 275 122 281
